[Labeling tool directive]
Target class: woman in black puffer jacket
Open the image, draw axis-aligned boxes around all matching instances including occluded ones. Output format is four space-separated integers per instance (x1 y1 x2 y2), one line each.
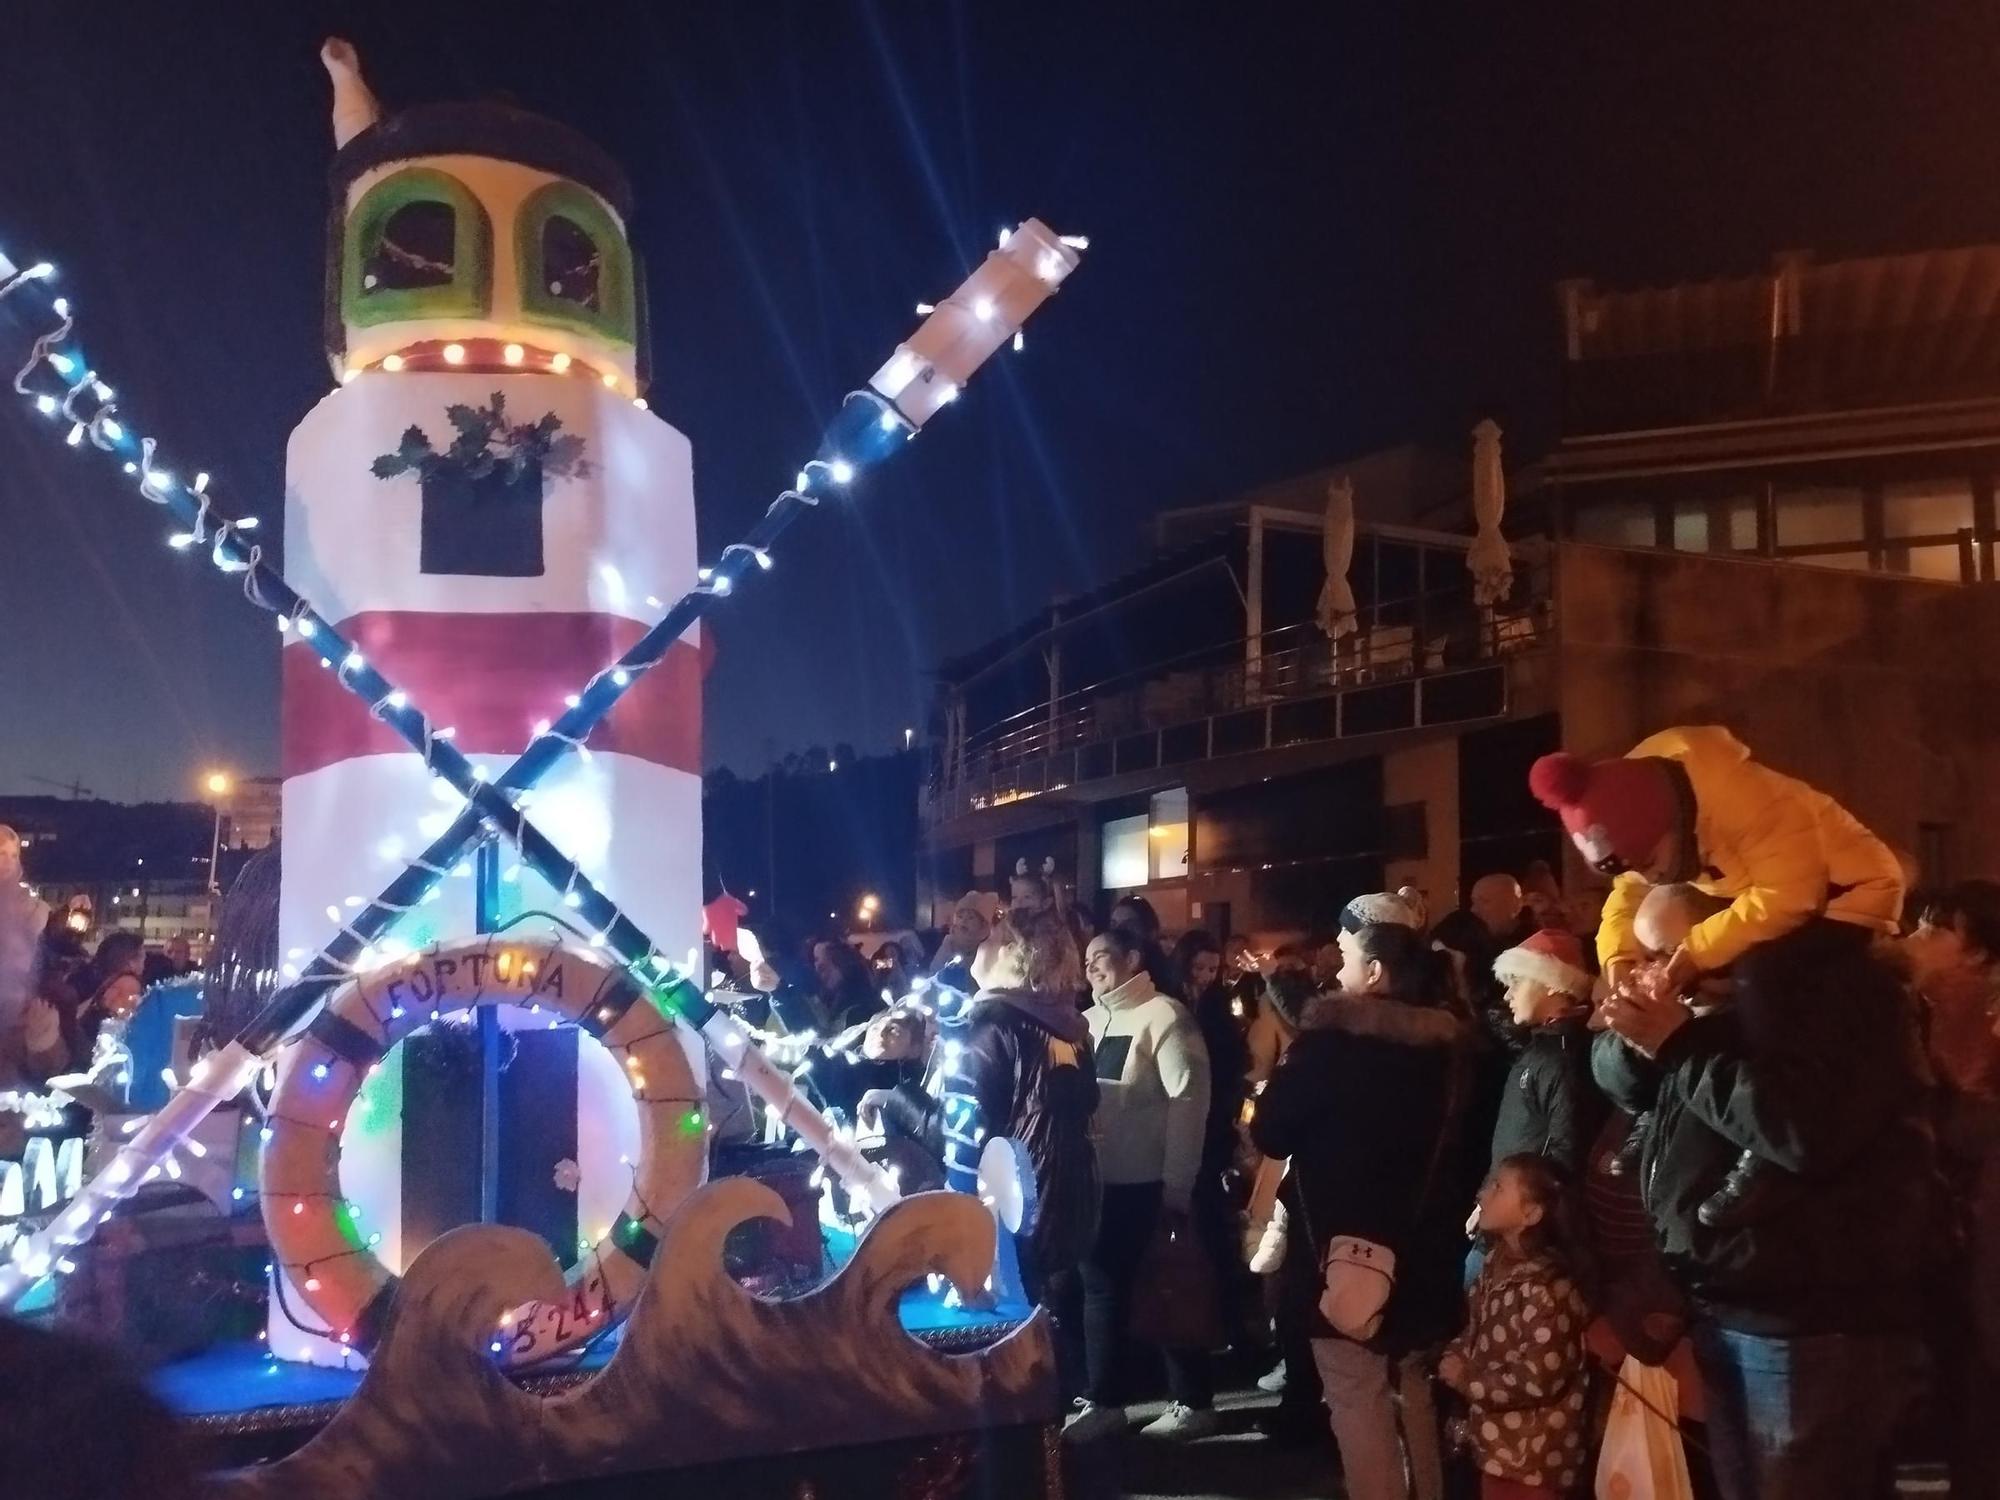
1251 922 1469 1500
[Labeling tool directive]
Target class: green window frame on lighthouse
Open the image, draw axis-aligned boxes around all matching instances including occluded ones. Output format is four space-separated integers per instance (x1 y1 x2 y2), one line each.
515 181 636 347
342 167 494 328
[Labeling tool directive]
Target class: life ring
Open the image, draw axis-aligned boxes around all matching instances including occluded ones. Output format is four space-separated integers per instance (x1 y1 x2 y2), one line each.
259 935 706 1359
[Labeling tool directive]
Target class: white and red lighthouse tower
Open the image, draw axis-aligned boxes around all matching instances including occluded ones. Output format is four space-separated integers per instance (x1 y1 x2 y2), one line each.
276 45 702 1305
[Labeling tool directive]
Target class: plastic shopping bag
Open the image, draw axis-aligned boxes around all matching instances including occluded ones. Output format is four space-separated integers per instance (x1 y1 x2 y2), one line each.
1595 1354 1694 1500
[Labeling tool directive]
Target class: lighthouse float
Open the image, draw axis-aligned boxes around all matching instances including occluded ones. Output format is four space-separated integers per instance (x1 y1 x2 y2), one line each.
0 30 1090 1495
276 44 702 1331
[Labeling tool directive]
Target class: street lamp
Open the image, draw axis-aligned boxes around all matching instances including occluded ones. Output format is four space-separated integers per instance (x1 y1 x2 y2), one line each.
202 771 232 894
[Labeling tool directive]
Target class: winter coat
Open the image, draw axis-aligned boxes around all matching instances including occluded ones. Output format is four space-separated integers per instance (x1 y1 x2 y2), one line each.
1919 966 2000 1103
1191 982 1251 1183
0 884 47 1087
1251 991 1468 1347
1443 1251 1592 1492
1597 725 1905 973
1084 972 1210 1212
913 987 1100 1279
1591 920 1936 1336
1488 1014 1606 1176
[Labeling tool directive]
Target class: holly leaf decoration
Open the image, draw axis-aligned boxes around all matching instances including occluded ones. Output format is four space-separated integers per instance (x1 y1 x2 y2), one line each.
371 398 587 494
544 432 588 479
371 425 436 480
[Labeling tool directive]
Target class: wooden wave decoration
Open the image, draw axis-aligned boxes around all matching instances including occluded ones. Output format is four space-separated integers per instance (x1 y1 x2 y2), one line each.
208 1180 1056 1498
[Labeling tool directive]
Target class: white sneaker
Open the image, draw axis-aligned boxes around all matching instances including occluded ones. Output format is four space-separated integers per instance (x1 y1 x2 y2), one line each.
1256 1359 1288 1394
1063 1400 1129 1443
1140 1403 1223 1441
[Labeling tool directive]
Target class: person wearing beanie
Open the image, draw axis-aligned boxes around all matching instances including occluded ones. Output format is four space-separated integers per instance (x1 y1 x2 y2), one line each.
928 890 999 995
1529 725 1904 998
1486 928 1605 1176
1342 887 1428 934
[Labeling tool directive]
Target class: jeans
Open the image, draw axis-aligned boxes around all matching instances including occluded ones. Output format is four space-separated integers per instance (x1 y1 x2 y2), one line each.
1310 1337 1444 1500
1942 1099 2000 1500
1272 1210 1327 1420
1690 1322 1925 1500
1067 1180 1213 1408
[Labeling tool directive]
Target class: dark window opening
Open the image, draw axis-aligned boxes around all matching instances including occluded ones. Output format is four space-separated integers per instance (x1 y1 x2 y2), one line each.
364 201 457 292
542 216 601 311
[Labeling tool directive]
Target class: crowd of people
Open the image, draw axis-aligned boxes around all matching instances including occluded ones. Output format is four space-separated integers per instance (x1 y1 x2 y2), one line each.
5 718 1999 1500
0 826 199 1098
744 724 1999 1500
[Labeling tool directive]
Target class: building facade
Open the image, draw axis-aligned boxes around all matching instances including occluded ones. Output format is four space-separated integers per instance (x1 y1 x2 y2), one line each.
1 796 226 955
921 244 2000 942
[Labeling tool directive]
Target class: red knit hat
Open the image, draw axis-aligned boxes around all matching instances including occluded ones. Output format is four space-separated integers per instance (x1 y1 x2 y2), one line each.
1492 927 1592 998
1528 751 1677 873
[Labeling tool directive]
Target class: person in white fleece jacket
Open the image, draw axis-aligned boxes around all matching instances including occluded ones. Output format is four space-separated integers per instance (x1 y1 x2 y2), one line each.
1064 925 1216 1445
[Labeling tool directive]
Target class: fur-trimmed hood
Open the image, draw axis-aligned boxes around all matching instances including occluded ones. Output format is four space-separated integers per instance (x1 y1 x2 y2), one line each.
1299 991 1465 1047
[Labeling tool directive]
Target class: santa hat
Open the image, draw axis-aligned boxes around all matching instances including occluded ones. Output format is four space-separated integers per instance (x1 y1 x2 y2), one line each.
1491 928 1592 998
1528 751 1677 872
1340 889 1425 933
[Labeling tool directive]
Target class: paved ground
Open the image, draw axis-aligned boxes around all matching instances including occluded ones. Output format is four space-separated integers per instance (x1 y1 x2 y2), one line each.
1065 1388 1342 1500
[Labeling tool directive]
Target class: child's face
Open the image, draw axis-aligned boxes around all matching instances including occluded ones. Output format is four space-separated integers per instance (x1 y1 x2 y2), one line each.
1505 977 1567 1027
1475 1164 1545 1237
1905 914 1988 984
1633 890 1697 956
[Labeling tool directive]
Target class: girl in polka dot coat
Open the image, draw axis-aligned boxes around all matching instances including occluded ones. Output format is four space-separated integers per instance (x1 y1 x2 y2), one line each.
1439 1153 1592 1498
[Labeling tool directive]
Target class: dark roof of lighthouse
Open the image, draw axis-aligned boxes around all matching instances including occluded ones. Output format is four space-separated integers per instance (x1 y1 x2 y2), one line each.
330 101 634 219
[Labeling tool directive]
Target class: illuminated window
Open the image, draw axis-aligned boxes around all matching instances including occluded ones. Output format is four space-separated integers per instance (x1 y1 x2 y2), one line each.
1670 503 1707 553
1149 788 1190 882
1882 479 1972 541
1667 496 1759 553
342 168 492 328
1721 497 1759 552
1775 486 1863 550
1101 814 1149 891
1885 544 1965 582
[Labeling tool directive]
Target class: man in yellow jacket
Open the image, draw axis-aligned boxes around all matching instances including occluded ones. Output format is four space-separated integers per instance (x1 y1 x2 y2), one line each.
1529 726 1904 999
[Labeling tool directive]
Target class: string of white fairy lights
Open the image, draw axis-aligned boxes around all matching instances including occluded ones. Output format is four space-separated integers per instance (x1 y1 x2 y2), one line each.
0 221 1086 1316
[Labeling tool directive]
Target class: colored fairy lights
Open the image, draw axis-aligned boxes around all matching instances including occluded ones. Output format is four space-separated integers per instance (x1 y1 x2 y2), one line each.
0 221 1084 1317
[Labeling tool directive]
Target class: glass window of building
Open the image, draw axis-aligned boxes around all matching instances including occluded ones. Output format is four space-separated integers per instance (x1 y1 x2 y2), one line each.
1670 501 1708 553
1101 813 1149 891
1884 543 1966 582
1572 497 1655 548
1149 788 1190 882
1775 485 1864 551
1882 478 1972 540
1721 496 1759 552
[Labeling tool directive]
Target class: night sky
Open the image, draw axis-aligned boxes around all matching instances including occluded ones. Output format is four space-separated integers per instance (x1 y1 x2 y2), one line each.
6 4 2000 800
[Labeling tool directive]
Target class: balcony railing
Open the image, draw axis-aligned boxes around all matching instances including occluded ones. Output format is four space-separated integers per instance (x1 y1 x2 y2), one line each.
927 564 1552 823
